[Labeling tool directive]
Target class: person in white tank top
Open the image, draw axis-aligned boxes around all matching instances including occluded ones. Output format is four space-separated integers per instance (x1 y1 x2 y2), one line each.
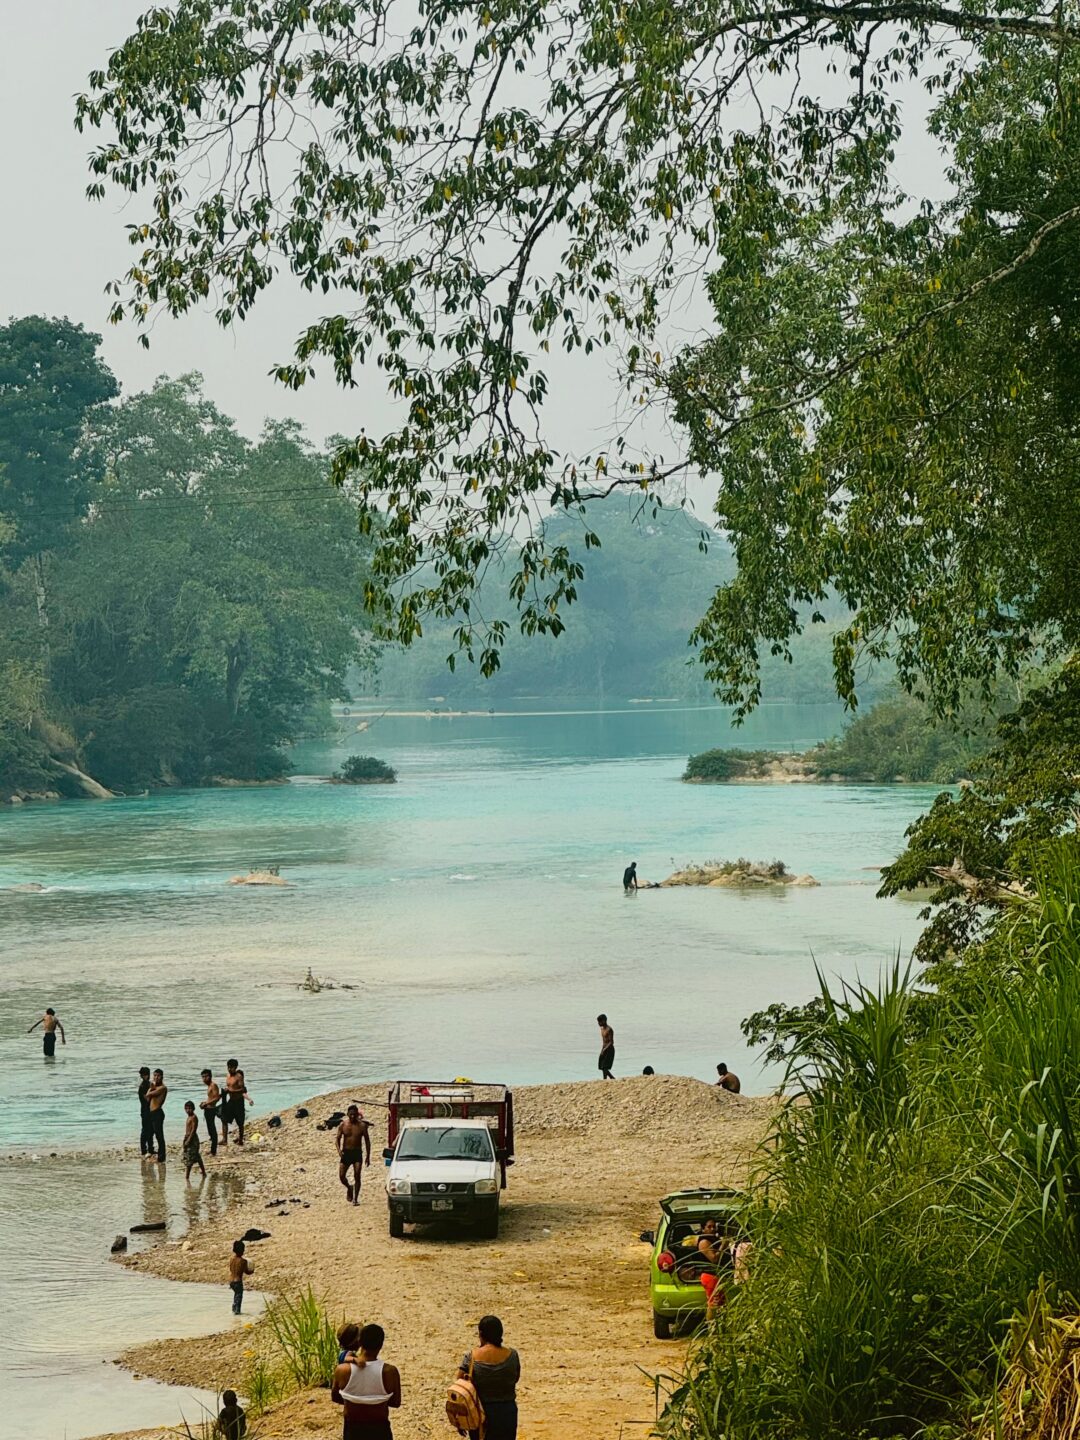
331 1323 401 1438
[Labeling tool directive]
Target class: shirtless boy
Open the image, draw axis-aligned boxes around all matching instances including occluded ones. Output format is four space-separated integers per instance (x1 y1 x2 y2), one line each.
200 1069 221 1156
229 1239 253 1314
336 1104 371 1205
28 1008 65 1058
183 1100 206 1180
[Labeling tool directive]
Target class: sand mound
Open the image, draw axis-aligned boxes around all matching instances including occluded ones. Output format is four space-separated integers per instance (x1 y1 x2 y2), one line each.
513 1073 768 1145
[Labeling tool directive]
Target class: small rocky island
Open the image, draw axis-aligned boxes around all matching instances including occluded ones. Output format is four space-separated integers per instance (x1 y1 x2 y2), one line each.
661 859 818 888
330 754 397 784
228 867 290 887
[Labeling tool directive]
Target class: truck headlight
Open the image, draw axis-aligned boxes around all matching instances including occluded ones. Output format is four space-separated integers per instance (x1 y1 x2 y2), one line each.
388 1179 412 1196
473 1178 498 1195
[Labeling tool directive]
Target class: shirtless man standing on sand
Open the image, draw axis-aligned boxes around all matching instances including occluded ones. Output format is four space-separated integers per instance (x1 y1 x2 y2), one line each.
200 1069 221 1156
336 1105 371 1205
28 1008 65 1058
597 1014 615 1080
221 1059 251 1147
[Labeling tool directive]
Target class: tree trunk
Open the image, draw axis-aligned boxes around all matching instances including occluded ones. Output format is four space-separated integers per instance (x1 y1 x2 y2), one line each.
225 643 248 717
32 553 50 665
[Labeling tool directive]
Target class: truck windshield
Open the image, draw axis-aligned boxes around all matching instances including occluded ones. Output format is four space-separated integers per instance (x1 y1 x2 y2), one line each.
396 1127 495 1162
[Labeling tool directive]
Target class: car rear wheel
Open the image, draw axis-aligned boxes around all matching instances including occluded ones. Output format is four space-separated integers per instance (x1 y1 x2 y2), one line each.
389 1211 405 1239
653 1311 673 1339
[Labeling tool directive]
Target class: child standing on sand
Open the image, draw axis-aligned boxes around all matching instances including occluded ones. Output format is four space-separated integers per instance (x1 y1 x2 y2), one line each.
229 1240 253 1314
183 1101 206 1180
217 1389 247 1438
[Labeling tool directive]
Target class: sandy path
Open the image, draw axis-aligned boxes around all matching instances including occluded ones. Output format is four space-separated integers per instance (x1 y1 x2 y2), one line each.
91 1076 772 1440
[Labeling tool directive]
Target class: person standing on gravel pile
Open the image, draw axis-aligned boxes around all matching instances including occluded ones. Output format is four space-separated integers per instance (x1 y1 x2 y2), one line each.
597 1014 615 1079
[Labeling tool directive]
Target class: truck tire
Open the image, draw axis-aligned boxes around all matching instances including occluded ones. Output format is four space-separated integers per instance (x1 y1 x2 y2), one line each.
480 1207 499 1240
389 1211 405 1239
653 1311 673 1340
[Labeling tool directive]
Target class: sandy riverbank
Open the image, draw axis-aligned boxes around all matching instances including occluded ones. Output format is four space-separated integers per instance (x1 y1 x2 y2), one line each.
90 1075 774 1440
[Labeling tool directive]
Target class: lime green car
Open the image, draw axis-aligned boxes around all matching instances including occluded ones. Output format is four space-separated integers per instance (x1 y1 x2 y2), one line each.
647 1187 743 1338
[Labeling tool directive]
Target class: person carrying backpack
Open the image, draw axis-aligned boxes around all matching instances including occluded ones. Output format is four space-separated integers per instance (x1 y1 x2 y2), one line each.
450 1316 520 1440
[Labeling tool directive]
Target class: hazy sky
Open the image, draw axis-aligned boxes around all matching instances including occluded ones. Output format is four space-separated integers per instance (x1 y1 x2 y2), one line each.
1 3 947 494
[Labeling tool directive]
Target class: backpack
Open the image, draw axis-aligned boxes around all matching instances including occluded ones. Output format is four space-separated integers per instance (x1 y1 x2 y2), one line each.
446 1356 485 1437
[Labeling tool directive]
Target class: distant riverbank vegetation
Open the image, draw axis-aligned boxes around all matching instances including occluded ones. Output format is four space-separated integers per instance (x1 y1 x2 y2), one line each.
0 318 374 802
684 692 1001 785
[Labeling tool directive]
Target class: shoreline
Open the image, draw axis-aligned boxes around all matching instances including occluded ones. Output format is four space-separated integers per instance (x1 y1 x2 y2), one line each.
89 1074 774 1440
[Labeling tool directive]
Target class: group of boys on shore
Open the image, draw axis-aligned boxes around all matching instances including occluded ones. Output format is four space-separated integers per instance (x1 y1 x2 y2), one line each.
138 1059 252 1179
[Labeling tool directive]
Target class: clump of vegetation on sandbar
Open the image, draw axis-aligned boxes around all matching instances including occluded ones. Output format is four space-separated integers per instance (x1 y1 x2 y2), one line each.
682 749 807 782
662 858 815 887
332 754 397 784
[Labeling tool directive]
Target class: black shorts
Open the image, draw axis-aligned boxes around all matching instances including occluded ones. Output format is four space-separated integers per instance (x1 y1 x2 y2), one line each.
341 1149 364 1168
598 1045 615 1072
43 1032 57 1057
224 1095 245 1121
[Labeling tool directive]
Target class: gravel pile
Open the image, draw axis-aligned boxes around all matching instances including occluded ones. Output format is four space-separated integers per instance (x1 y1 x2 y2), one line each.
514 1073 768 1144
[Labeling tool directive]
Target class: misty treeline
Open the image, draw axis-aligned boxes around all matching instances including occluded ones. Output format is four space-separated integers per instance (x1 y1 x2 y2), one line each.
0 316 373 798
0 316 861 802
376 501 885 704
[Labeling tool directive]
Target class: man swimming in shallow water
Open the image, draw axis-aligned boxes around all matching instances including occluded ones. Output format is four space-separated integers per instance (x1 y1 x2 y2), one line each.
28 1008 65 1057
336 1105 371 1204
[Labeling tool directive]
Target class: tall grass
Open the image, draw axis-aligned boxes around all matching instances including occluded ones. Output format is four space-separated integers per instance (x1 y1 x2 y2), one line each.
264 1286 339 1390
659 846 1080 1439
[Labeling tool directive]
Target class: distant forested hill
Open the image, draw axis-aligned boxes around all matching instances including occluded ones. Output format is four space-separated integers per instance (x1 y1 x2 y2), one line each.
373 499 887 704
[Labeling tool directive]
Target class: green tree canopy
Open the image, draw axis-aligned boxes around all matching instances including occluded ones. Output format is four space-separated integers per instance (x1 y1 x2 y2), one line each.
0 314 117 564
75 0 1080 705
49 374 374 787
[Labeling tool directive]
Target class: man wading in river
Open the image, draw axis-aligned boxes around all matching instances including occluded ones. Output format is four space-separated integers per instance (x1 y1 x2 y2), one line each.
28 1008 65 1058
337 1104 372 1204
138 1066 153 1155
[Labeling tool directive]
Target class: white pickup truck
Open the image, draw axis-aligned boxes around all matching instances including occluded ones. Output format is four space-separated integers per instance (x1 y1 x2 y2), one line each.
382 1081 514 1240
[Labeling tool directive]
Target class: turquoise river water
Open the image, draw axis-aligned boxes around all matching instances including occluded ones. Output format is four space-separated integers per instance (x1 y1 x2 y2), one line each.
0 701 937 1438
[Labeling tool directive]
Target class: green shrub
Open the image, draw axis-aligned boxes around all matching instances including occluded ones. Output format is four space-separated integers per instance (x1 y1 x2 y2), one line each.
334 753 396 783
682 749 788 781
245 1354 283 1416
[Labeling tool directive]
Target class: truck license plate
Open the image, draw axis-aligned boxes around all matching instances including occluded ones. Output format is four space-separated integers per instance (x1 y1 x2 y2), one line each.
431 1198 454 1211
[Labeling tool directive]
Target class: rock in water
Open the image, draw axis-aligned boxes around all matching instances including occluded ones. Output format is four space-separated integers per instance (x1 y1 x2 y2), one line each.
227 869 289 886
130 1221 167 1233
110 1234 128 1253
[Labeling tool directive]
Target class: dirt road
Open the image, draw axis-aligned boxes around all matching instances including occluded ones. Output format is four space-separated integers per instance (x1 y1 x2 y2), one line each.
93 1075 772 1440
